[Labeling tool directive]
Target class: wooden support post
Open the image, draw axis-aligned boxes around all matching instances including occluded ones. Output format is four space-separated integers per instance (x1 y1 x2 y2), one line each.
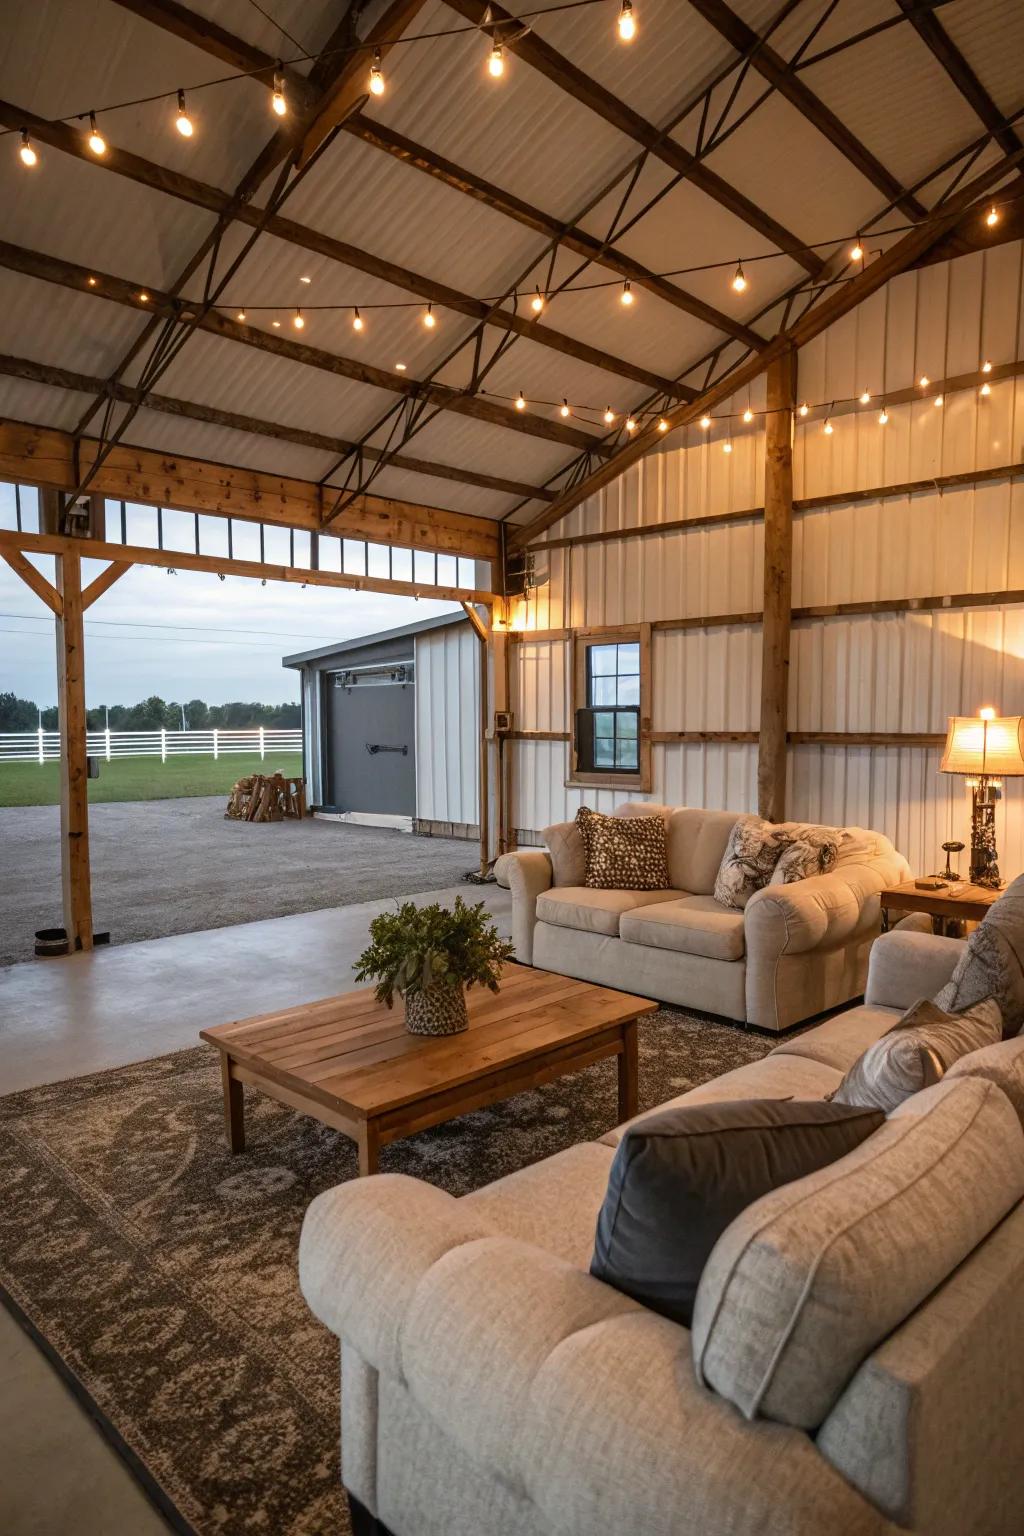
54 548 93 950
758 346 796 823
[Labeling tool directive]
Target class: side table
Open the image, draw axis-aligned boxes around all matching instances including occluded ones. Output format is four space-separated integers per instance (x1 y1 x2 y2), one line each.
880 879 1001 937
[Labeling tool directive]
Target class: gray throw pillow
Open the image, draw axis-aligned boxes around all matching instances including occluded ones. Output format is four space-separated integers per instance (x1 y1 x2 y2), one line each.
575 805 669 891
831 996 1003 1113
591 1099 884 1328
934 872 1024 1036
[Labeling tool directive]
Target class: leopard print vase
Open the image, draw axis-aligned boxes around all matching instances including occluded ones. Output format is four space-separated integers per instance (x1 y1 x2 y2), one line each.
404 984 470 1036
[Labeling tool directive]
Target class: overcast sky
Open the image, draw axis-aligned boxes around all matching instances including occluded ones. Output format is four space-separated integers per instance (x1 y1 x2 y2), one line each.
0 554 460 710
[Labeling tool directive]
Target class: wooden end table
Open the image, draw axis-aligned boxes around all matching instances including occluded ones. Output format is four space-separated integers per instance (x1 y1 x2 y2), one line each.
880 878 1001 937
200 963 657 1176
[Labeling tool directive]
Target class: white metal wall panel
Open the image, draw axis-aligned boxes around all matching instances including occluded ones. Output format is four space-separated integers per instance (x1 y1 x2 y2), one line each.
414 623 479 826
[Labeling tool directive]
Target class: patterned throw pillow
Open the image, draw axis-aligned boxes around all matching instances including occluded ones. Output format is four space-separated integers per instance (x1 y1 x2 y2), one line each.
713 817 786 909
575 805 670 891
770 835 840 885
830 996 1003 1113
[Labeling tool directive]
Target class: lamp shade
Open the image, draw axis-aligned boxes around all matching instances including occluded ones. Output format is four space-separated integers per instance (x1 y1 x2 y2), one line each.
940 714 1024 777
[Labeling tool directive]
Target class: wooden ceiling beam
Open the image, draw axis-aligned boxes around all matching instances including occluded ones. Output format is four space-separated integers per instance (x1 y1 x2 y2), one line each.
0 239 610 457
686 0 927 221
344 116 766 351
443 0 824 278
895 1 1022 157
0 352 555 504
509 146 1024 545
0 416 502 562
0 103 679 408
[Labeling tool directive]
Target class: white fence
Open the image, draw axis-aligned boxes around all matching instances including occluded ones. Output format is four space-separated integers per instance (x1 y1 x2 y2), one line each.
0 727 303 764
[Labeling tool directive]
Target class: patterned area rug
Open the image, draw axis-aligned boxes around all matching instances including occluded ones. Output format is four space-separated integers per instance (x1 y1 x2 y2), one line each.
0 1011 772 1535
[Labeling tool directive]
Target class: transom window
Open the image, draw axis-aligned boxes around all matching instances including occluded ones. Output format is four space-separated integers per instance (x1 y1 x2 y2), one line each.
576 641 641 774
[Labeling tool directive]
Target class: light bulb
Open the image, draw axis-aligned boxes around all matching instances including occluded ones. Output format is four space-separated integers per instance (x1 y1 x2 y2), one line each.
272 69 287 116
87 112 106 155
488 41 504 77
918 375 929 389
980 381 991 396
560 399 571 418
798 402 808 417
19 130 37 167
699 414 711 429
850 239 863 262
625 416 637 433
981 359 992 373
731 261 747 293
395 361 407 371
934 394 943 407
620 281 634 306
423 304 436 329
369 50 385 96
980 706 996 721
138 291 150 303
617 0 636 42
531 289 545 314
515 392 526 411
300 274 311 285
272 319 281 327
237 310 246 322
353 308 364 332
859 390 870 405
722 440 733 453
742 407 753 424
87 275 97 287
658 418 669 433
878 406 889 424
985 205 999 227
823 417 833 435
603 407 615 424
293 308 304 330
175 89 193 137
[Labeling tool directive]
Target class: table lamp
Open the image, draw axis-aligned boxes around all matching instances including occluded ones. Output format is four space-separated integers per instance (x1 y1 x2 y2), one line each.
940 708 1024 888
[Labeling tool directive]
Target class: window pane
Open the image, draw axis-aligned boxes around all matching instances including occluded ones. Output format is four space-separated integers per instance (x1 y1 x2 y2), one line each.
593 711 616 739
617 643 640 674
594 738 615 767
591 675 616 706
615 739 639 768
617 711 638 738
590 645 618 676
616 675 640 706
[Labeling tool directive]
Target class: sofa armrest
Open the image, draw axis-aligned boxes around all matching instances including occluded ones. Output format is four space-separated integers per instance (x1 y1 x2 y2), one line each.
864 929 965 1011
299 1174 496 1377
496 848 552 964
744 861 891 959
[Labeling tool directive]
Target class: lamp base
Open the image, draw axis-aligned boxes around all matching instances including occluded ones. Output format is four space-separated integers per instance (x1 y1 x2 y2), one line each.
970 784 1002 889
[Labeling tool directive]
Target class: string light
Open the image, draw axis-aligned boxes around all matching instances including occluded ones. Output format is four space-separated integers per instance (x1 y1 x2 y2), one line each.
658 418 669 432
625 416 637 433
981 359 992 373
617 1 636 42
934 394 943 406
175 89 193 136
237 309 246 321
731 260 747 293
369 49 385 97
488 38 504 78
19 130 37 167
138 291 150 303
531 289 545 314
603 406 615 424
878 404 889 424
560 398 571 417
272 319 281 327
918 375 930 389
699 414 711 429
722 439 733 453
272 67 287 117
850 237 863 262
620 281 634 306
515 392 526 411
423 303 436 329
395 361 407 371
859 390 870 405
798 402 808 417
352 307 364 331
87 112 107 155
299 274 311 285
742 406 753 423
823 416 834 435
87 275 97 287
293 308 304 329
980 381 991 397
985 205 1000 227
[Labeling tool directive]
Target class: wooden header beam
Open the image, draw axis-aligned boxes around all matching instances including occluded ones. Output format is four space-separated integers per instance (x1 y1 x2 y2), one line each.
0 529 499 607
0 416 501 563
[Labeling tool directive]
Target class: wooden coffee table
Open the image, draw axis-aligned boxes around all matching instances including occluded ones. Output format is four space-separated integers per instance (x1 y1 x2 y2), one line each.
200 963 657 1175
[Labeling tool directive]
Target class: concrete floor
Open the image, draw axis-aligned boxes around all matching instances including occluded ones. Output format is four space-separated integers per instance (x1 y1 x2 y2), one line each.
0 883 511 1534
0 799 484 965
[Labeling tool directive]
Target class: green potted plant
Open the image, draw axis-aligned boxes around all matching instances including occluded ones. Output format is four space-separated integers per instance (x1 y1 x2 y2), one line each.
354 896 515 1036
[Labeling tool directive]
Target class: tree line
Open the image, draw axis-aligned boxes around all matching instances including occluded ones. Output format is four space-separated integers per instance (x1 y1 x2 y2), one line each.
0 692 301 732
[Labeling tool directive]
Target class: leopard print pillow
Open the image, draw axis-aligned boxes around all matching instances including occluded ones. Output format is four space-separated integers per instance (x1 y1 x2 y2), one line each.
576 806 670 891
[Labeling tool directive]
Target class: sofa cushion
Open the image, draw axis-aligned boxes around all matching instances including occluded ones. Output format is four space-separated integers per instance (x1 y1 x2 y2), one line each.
619 895 745 961
536 885 685 938
935 870 1024 1036
542 820 586 887
945 1032 1024 1128
464 1142 615 1268
692 1076 1024 1430
576 805 670 891
831 996 1003 1113
772 1004 898 1074
664 808 740 895
591 1099 883 1328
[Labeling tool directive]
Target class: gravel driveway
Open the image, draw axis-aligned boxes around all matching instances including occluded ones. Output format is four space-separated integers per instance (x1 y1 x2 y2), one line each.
0 799 484 966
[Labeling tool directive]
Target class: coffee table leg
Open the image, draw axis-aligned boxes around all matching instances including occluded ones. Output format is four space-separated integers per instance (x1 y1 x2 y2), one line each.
618 1017 639 1122
221 1055 245 1153
357 1121 380 1177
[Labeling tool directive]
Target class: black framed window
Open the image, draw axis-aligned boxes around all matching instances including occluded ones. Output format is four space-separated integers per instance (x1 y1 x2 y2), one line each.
576 641 640 773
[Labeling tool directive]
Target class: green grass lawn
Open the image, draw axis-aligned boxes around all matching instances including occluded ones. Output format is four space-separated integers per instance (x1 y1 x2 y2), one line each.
0 753 304 807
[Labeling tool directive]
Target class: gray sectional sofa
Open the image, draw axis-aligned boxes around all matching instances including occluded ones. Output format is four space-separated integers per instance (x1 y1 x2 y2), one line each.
300 928 1024 1536
497 804 910 1032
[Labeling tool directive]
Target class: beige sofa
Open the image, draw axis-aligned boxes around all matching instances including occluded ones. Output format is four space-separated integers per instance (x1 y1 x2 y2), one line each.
300 929 1024 1536
496 805 910 1032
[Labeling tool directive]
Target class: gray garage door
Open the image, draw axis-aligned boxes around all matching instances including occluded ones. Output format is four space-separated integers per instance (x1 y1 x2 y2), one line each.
324 665 415 815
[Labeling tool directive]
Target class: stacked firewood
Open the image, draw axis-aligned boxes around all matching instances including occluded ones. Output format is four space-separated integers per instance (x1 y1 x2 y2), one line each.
225 772 307 822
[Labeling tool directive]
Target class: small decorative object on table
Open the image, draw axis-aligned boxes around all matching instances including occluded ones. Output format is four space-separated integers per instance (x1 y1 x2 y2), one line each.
940 710 1024 889
354 896 515 1036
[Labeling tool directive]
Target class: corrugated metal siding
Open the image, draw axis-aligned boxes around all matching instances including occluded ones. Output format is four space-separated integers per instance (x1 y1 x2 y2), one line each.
511 239 1024 871
414 621 479 826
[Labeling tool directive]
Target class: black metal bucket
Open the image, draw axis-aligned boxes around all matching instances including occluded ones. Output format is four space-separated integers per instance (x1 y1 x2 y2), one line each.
35 927 69 958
